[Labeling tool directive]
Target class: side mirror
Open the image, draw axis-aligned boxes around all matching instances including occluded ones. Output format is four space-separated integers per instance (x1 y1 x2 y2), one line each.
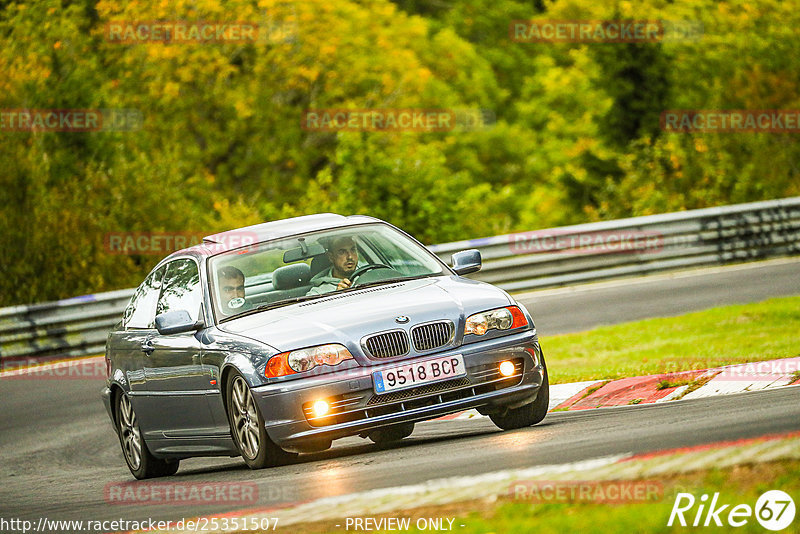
155 310 204 335
451 249 482 275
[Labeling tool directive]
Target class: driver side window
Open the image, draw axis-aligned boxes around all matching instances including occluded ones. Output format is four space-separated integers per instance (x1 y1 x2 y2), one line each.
124 264 166 329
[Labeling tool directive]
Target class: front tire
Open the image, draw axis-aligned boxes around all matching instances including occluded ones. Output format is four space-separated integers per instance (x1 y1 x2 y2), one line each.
490 358 549 431
225 372 297 469
116 391 179 479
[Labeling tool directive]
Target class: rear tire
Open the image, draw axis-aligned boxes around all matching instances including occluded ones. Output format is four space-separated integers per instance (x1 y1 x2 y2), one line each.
116 391 179 479
490 358 549 431
368 422 415 446
225 372 297 469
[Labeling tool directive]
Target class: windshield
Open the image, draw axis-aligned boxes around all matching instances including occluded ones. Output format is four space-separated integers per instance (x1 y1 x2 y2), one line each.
208 223 447 321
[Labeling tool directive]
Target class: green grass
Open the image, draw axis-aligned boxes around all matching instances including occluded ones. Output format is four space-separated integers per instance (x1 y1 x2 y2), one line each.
421 461 800 534
656 378 693 390
282 459 800 534
541 296 800 384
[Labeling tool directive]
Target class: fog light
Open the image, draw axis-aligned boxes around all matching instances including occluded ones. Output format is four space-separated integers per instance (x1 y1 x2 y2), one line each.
499 360 515 377
312 400 330 418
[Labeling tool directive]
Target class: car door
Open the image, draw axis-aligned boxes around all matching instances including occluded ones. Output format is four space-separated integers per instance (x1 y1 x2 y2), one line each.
115 264 167 440
142 257 217 438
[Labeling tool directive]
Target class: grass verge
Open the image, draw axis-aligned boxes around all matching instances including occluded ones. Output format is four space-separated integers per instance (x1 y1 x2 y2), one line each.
542 296 800 384
279 459 800 534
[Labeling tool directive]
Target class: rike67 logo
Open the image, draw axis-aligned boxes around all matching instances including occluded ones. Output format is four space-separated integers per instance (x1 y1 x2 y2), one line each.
668 490 795 530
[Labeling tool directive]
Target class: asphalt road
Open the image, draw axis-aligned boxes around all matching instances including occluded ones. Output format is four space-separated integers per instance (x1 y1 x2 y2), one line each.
2 385 799 528
515 257 800 335
1 258 799 529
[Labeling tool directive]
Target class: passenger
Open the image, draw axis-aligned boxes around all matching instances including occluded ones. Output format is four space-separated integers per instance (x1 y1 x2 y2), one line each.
218 266 250 313
307 236 360 295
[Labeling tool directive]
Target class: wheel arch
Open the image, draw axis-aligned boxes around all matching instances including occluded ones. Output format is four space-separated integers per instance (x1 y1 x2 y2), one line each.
109 382 126 429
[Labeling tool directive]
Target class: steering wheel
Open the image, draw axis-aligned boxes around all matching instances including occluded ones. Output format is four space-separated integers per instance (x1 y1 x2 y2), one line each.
349 263 393 284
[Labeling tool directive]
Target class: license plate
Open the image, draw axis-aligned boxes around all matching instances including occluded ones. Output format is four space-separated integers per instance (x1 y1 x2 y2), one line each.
373 354 466 394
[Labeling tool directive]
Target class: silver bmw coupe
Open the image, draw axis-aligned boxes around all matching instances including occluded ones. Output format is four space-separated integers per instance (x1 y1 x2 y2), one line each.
102 214 549 479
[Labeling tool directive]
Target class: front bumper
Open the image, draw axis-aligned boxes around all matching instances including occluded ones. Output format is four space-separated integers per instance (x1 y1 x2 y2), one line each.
252 330 545 452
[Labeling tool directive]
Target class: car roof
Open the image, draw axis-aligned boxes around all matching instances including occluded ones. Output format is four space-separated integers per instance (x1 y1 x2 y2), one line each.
164 213 383 261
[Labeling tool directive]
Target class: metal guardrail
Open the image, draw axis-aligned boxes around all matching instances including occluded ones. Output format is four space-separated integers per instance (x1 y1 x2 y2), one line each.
0 289 133 364
2 197 799 364
429 196 800 292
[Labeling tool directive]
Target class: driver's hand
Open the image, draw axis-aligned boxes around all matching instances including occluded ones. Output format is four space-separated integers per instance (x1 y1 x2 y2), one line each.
336 278 352 291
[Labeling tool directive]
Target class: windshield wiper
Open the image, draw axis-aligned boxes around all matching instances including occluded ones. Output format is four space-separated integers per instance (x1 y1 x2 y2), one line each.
346 273 440 291
220 294 325 321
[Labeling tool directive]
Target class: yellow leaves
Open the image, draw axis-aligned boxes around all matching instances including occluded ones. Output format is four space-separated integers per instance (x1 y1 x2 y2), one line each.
381 72 395 93
417 67 432 84
53 41 61 50
566 137 595 157
146 45 181 61
234 99 254 119
163 81 181 99
297 65 319 82
694 138 708 153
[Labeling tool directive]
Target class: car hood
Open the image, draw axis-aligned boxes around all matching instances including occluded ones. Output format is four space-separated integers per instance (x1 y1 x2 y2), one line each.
218 275 513 357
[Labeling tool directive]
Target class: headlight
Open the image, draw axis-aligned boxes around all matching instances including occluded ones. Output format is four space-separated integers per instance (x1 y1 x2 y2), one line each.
265 343 354 378
465 306 528 336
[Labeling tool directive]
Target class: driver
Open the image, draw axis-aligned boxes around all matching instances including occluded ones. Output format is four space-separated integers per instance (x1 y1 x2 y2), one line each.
218 266 251 313
307 235 359 295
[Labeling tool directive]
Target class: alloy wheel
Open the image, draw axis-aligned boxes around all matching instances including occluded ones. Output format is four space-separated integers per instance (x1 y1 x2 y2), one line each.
230 376 261 459
119 394 142 470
